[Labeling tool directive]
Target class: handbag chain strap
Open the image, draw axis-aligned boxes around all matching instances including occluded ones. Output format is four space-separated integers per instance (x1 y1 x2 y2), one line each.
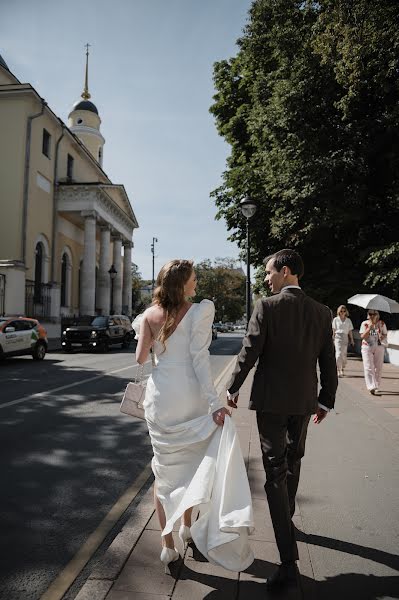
135 362 145 384
135 350 155 384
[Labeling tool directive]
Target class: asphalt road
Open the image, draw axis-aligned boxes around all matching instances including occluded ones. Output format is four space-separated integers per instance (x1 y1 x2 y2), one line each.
0 333 243 600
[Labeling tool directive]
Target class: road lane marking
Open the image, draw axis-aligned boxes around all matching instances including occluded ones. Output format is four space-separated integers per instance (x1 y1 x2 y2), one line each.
39 355 237 600
0 362 151 410
39 463 153 600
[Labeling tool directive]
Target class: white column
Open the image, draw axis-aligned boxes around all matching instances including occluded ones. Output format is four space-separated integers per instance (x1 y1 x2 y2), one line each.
122 241 133 316
49 284 61 320
97 225 111 315
80 211 97 315
112 235 122 314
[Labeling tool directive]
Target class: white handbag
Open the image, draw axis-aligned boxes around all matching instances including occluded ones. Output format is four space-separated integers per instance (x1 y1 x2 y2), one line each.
120 364 147 420
120 349 156 419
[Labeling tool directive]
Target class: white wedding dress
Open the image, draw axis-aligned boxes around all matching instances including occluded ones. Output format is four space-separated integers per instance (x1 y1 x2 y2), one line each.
134 299 254 572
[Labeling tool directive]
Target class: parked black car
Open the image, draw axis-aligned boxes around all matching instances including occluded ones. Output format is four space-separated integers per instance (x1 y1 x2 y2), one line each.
61 315 133 352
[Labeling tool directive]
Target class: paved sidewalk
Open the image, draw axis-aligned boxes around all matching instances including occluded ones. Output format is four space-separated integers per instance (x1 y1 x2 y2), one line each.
75 370 308 600
74 357 399 600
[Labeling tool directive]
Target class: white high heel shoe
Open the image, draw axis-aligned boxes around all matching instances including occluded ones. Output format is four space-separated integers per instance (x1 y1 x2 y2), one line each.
179 524 192 551
160 546 179 574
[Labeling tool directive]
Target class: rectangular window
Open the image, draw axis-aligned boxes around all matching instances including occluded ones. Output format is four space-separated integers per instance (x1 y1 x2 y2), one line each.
67 154 74 180
42 128 51 158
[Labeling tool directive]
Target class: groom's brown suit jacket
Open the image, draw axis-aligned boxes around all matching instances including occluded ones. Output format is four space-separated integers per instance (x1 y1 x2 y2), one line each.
228 288 338 415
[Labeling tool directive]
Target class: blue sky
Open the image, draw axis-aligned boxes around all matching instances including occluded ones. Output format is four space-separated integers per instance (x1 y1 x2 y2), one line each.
1 0 252 279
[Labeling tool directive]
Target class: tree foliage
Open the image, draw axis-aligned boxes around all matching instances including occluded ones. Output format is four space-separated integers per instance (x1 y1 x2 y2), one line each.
210 0 399 307
131 263 146 313
195 258 246 322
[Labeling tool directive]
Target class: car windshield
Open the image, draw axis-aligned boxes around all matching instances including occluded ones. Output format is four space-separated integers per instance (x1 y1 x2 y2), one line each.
91 317 108 327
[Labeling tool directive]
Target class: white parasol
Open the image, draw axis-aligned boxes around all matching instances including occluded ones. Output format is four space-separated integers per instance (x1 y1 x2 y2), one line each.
347 294 399 314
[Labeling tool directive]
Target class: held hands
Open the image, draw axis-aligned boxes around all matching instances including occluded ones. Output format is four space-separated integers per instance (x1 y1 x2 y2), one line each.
313 407 328 424
227 391 239 409
212 407 231 426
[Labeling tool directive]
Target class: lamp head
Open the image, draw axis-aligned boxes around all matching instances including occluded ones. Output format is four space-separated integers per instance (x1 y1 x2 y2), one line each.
240 196 257 219
108 264 117 280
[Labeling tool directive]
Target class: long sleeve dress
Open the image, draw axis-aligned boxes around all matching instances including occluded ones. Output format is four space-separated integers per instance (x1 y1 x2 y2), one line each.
134 299 254 572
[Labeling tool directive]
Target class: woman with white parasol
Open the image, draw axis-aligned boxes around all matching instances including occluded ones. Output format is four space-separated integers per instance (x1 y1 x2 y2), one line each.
348 294 398 395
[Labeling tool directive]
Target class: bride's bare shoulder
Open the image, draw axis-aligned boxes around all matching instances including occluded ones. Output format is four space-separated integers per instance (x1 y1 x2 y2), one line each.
145 304 164 324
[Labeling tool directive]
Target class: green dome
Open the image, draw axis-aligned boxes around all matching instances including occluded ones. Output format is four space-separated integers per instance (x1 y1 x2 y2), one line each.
72 99 99 115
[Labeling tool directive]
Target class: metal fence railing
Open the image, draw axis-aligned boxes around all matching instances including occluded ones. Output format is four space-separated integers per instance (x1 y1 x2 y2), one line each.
25 280 52 319
0 274 5 316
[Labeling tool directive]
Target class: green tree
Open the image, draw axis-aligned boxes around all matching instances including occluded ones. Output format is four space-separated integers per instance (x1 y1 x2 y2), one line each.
131 263 141 312
210 0 399 307
195 258 246 322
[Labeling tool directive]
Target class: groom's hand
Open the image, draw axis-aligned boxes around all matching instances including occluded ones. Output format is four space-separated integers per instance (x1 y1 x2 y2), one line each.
313 407 328 424
227 390 239 409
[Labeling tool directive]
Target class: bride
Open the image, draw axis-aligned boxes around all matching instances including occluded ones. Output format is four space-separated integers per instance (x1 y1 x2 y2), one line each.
134 259 254 573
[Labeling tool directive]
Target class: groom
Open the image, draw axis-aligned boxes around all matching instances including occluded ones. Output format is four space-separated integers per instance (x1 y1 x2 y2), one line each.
227 249 337 591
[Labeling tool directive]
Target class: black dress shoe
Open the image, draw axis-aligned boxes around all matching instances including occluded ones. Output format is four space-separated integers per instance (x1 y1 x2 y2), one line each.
266 562 299 591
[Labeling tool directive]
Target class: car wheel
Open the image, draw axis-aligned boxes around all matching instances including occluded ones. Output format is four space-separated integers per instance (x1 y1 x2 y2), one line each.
122 334 131 349
32 341 46 360
63 344 73 353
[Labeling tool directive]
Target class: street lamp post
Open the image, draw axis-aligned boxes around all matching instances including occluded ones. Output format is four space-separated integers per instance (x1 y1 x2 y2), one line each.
151 237 158 293
240 197 257 329
108 264 117 315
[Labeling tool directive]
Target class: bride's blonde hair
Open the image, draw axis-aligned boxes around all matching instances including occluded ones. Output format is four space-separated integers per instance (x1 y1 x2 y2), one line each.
153 259 194 346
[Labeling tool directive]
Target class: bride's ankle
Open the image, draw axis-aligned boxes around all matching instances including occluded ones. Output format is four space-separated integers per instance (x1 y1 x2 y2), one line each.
161 535 175 549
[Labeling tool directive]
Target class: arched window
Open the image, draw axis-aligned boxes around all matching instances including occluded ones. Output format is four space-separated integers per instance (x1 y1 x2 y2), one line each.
34 243 44 303
61 253 67 306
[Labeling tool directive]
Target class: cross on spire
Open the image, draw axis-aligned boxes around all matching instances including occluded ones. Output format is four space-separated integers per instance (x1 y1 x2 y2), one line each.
81 43 91 100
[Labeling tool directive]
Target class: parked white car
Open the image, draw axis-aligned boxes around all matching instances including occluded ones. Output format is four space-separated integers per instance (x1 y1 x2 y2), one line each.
0 316 48 360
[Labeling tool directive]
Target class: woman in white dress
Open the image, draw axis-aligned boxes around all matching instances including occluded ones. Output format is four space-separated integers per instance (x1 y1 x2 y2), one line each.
134 259 254 574
332 305 354 377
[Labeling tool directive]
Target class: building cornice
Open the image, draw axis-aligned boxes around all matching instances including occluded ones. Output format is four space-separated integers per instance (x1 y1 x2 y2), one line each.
70 124 105 145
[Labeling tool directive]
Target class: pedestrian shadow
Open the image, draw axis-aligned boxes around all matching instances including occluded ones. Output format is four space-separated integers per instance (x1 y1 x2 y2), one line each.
179 556 399 600
295 529 399 571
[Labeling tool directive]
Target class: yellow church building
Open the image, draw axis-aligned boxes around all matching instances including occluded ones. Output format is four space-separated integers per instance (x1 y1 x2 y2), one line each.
0 48 138 321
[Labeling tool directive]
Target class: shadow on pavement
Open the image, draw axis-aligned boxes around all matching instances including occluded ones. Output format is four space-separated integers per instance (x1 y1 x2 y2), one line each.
0 360 152 600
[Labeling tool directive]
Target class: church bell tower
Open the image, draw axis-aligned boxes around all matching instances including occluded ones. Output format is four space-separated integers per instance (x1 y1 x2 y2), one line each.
68 44 105 166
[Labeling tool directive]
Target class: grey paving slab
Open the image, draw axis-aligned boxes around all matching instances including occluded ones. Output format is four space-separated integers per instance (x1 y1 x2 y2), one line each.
173 552 238 600
248 454 265 471
74 579 113 600
90 487 155 581
248 468 268 500
250 498 274 542
112 529 182 596
249 439 263 459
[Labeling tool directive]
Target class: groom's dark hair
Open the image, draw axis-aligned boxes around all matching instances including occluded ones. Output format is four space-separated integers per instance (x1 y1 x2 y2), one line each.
264 249 304 279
